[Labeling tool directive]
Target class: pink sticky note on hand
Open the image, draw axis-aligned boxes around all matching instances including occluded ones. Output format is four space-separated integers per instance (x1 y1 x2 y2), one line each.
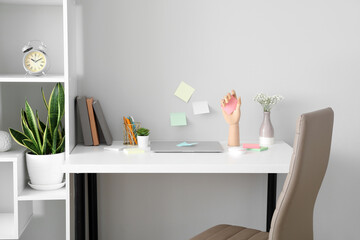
222 96 237 115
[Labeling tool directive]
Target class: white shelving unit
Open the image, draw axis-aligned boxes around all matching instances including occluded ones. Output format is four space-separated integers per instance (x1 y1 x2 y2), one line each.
0 0 62 5
0 214 16 239
0 74 65 83
0 0 76 239
0 146 32 239
0 145 68 240
18 186 67 201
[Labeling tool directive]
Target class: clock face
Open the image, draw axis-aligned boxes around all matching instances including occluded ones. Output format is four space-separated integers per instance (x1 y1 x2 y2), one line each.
23 50 47 74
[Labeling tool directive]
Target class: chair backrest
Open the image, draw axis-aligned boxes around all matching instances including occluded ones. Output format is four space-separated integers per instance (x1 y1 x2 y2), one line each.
269 108 334 240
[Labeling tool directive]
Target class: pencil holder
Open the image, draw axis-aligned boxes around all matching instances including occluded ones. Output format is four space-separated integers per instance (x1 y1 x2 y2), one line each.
123 122 140 145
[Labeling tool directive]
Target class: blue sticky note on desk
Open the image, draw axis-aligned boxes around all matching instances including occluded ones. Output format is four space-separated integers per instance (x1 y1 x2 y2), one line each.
177 142 198 147
170 112 187 126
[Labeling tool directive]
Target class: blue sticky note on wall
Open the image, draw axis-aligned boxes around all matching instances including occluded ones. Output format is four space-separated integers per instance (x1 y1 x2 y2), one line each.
170 112 187 126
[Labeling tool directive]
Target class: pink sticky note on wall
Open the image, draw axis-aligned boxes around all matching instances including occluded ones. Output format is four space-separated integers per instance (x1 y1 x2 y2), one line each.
222 96 237 115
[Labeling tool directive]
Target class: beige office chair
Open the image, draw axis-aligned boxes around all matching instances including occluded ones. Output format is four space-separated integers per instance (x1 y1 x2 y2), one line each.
190 108 334 240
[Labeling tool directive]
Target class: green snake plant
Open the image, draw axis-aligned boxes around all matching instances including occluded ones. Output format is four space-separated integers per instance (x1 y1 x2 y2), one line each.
9 83 65 155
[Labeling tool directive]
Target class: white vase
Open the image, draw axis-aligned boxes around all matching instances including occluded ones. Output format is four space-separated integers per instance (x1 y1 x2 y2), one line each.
26 152 65 187
137 136 149 149
259 111 275 146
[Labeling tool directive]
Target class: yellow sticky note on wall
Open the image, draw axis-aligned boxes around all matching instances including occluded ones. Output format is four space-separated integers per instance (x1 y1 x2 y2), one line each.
174 81 195 103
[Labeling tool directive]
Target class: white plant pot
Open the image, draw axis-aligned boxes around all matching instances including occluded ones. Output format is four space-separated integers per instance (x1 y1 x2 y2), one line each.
26 152 65 186
137 136 149 149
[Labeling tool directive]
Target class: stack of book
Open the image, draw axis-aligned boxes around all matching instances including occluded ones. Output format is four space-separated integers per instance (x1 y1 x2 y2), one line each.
242 143 269 152
76 96 113 146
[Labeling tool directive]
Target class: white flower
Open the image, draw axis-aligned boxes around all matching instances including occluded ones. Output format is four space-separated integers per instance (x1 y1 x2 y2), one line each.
254 93 284 112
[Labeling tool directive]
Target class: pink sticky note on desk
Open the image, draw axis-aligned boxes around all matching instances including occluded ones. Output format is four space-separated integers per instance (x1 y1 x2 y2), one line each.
242 143 260 149
222 96 237 115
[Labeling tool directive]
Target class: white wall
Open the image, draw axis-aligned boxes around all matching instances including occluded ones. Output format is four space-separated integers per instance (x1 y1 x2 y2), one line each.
74 0 360 239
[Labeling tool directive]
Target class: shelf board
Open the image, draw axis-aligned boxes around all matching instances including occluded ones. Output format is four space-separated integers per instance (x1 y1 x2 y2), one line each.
18 186 66 201
0 146 25 163
0 213 16 239
0 0 62 5
0 74 65 83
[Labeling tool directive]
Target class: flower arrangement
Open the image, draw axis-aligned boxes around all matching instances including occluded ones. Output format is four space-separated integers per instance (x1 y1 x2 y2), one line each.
254 93 284 112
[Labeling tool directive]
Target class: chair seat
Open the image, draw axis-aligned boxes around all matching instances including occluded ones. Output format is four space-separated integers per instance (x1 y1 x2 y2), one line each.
190 224 268 240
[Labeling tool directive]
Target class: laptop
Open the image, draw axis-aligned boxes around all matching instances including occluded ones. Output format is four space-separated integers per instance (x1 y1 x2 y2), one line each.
150 141 223 153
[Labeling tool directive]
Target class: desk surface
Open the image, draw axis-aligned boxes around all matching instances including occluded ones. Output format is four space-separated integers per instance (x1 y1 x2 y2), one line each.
65 141 292 174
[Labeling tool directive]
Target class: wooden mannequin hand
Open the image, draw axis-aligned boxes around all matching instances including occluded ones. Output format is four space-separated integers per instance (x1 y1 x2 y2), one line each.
221 90 241 146
221 90 242 125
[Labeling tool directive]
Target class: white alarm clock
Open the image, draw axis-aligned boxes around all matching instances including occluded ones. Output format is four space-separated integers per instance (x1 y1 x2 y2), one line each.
22 40 49 76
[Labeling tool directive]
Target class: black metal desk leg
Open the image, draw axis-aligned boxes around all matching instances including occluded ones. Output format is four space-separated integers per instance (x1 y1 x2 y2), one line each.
88 173 98 240
75 174 86 240
266 173 277 232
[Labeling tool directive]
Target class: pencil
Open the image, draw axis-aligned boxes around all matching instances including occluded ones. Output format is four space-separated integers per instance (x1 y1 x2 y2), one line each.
123 116 133 144
126 117 137 145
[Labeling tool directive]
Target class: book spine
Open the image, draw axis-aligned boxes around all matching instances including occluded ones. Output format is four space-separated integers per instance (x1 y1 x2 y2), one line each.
76 96 93 146
86 97 99 146
92 100 113 146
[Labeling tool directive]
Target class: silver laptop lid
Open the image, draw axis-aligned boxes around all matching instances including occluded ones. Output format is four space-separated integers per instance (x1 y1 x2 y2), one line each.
150 141 223 153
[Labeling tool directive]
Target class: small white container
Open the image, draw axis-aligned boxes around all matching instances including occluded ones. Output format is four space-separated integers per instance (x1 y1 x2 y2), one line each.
137 135 149 150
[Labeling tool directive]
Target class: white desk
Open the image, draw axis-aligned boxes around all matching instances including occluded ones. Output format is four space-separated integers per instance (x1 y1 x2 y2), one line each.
66 141 292 173
66 141 292 240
